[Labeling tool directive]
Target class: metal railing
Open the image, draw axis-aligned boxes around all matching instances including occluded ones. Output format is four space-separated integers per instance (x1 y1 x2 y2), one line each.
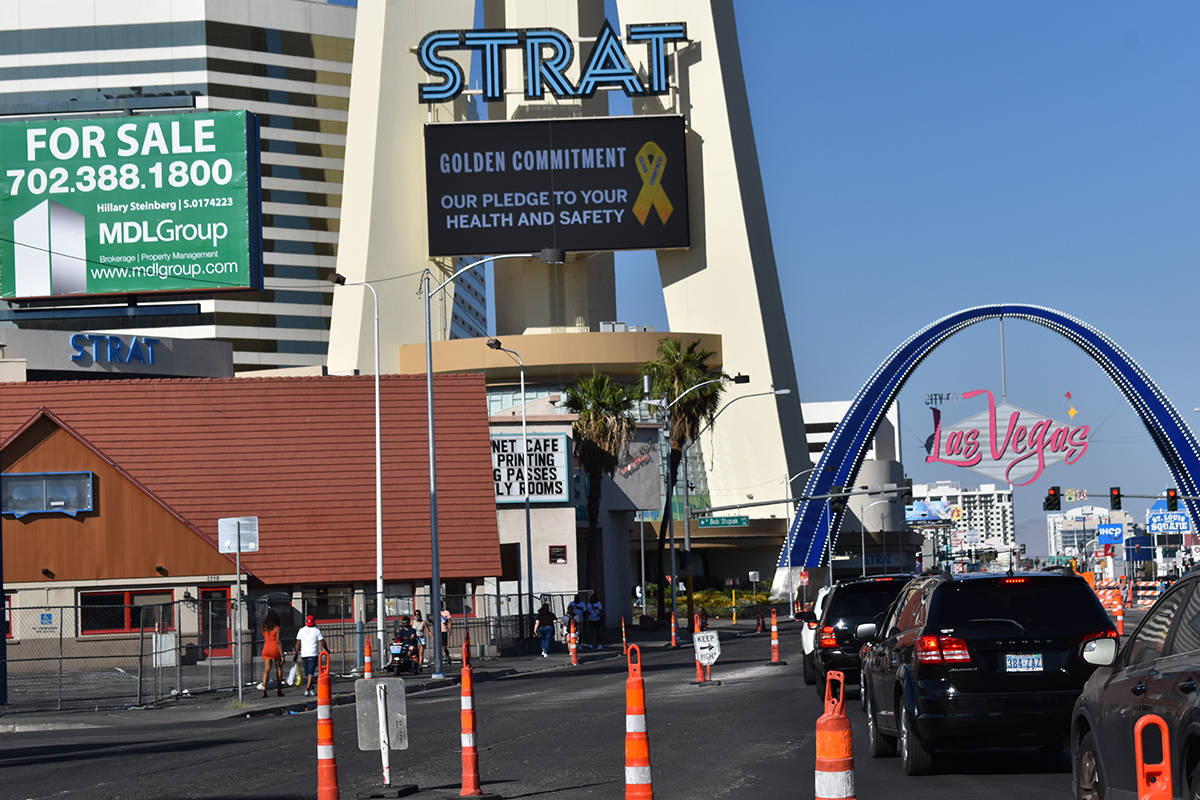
1 591 583 712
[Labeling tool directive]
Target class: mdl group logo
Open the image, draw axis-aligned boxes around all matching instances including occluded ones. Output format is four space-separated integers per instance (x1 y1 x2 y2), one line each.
925 389 1089 486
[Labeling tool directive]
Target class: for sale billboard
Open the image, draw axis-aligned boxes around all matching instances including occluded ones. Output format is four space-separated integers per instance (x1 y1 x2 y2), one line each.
425 115 689 257
0 111 262 299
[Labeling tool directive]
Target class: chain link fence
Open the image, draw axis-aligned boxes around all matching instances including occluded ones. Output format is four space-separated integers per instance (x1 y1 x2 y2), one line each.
1 590 581 713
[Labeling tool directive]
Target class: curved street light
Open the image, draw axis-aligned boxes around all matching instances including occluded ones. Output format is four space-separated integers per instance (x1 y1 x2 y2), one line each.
860 498 894 577
680 388 791 622
423 248 563 677
648 372 749 636
485 338 534 645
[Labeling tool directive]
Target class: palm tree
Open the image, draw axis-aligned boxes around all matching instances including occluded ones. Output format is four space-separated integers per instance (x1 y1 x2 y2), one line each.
643 338 726 622
563 372 640 601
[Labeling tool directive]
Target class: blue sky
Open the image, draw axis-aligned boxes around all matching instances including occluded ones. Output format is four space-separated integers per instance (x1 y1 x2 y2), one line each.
608 4 1200 553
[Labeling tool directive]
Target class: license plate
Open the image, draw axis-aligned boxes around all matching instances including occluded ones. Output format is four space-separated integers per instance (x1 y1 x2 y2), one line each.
1005 653 1043 672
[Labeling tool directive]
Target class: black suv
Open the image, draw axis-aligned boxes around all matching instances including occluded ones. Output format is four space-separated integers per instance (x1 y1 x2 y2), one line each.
809 574 912 696
1071 569 1200 799
860 571 1116 775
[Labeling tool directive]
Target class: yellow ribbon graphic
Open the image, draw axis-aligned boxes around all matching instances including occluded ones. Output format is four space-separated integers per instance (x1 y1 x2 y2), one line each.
632 141 673 225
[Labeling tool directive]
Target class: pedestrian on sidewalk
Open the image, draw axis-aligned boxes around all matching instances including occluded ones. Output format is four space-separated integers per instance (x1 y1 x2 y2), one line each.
535 602 557 657
586 592 604 650
293 614 330 697
412 609 429 668
260 608 285 698
441 606 453 665
567 594 585 642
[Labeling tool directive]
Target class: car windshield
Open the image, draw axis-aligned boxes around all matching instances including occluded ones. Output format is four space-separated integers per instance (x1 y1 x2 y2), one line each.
827 581 908 623
928 577 1111 635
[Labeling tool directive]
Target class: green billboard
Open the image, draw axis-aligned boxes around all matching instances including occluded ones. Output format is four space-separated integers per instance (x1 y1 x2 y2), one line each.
0 111 262 299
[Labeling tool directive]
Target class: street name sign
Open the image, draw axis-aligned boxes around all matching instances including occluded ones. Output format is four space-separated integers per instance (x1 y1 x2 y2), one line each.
693 631 721 666
698 515 749 528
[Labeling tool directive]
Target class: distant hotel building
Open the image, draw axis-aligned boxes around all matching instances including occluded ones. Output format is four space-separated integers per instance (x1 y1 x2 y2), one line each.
912 480 1016 548
802 400 899 462
1047 507 1136 557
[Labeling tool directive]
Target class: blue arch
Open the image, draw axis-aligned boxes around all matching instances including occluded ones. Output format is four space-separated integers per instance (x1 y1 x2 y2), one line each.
778 304 1200 570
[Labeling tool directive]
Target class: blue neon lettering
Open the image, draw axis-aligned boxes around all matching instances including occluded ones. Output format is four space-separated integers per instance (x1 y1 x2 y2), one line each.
69 333 88 362
626 23 688 95
577 20 643 98
417 31 466 103
463 30 521 102
524 29 575 99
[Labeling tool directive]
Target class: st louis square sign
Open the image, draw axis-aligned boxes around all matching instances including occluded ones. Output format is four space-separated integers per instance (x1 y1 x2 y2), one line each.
925 389 1089 486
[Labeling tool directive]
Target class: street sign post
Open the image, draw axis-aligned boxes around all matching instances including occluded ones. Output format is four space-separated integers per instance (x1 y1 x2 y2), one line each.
693 631 721 666
218 515 258 703
698 516 749 528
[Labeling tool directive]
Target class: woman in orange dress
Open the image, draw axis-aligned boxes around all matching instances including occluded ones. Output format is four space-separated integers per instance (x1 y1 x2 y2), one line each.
260 609 285 697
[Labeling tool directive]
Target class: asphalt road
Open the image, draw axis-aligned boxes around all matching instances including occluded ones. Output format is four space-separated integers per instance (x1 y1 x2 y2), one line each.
0 623 1077 799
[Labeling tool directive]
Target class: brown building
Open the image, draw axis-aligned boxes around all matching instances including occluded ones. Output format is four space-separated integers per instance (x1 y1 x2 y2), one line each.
1 374 500 640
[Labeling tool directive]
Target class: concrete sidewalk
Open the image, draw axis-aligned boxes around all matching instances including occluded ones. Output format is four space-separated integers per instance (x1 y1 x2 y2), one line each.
0 617 787 733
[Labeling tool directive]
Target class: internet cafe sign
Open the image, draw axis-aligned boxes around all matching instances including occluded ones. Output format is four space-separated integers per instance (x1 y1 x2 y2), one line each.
492 433 569 504
925 389 1089 486
417 20 687 103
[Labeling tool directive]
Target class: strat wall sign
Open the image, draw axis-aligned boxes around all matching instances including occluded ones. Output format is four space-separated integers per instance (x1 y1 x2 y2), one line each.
0 111 262 299
417 20 687 102
925 389 1089 486
425 115 688 256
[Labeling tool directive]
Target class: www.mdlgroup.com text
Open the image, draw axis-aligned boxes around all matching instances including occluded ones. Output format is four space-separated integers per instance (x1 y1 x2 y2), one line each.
91 250 241 281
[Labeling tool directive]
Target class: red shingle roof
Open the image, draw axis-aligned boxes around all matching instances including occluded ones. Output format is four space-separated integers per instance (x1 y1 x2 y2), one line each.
0 374 500 585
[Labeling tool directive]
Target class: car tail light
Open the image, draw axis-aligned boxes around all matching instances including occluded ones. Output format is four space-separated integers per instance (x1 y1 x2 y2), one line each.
819 625 838 648
916 635 943 663
806 620 818 630
1001 577 1028 584
916 634 972 664
1082 630 1118 644
939 636 971 663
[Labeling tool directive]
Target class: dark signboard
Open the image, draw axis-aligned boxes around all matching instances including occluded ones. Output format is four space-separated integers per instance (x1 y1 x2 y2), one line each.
425 115 689 257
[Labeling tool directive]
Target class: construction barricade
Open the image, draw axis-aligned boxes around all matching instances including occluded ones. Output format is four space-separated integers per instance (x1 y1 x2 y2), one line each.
625 644 653 799
316 652 339 800
815 670 854 800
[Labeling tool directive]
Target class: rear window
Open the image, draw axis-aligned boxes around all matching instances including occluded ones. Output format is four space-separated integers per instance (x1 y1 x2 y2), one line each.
928 577 1112 635
827 580 909 622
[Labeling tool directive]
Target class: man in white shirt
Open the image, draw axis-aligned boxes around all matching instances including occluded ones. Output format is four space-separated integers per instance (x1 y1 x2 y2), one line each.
293 614 330 696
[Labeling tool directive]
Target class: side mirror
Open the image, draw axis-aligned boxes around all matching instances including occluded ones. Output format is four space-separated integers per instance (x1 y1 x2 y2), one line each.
855 622 877 641
1081 637 1118 667
798 611 817 625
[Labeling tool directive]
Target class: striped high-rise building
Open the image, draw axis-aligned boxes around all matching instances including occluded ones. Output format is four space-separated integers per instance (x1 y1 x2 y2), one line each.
0 0 385 371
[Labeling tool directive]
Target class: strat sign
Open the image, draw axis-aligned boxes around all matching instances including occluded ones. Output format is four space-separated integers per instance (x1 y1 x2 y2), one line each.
417 21 687 102
926 389 1089 486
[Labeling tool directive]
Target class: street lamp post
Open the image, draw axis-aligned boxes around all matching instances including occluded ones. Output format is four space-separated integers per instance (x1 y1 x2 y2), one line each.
330 274 385 662
424 249 563 677
861 498 893 576
652 372 749 638
486 338 534 646
682 388 790 621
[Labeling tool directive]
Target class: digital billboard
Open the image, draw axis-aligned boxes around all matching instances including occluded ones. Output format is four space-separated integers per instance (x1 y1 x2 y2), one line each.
0 111 262 299
425 115 689 257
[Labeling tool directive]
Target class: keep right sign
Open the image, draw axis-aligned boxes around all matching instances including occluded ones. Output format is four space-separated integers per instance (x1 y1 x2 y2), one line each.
693 631 721 666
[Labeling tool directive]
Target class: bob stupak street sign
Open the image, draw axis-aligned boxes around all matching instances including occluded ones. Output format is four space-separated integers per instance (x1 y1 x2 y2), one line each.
425 115 689 257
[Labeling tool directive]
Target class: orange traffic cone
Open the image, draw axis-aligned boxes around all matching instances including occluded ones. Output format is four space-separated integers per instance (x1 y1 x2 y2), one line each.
316 653 339 800
621 616 628 655
815 670 854 800
756 612 763 633
458 636 500 798
1135 714 1172 800
693 613 706 684
364 637 373 680
624 645 653 799
668 614 678 648
1116 600 1125 636
767 608 787 665
569 620 579 666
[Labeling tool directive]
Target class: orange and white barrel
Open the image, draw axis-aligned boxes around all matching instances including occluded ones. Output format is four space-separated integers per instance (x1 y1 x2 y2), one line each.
815 670 854 800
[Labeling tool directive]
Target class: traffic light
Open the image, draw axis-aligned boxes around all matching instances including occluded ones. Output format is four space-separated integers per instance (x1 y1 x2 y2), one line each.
900 477 913 505
1167 488 1179 512
1109 487 1122 511
1043 485 1061 511
830 485 846 515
